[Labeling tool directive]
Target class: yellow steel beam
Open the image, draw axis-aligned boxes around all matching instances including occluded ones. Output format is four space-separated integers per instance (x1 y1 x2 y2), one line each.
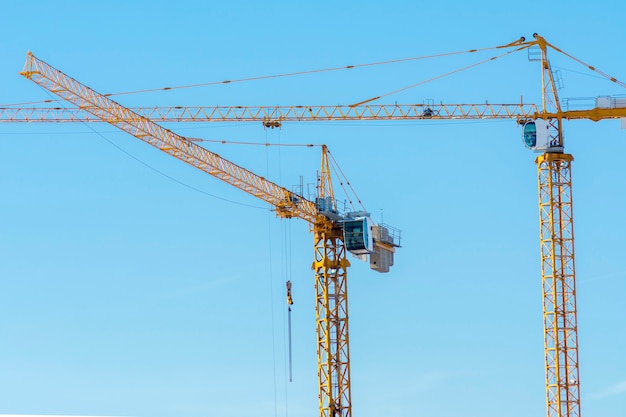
3 104 625 124
313 223 352 417
19 52 318 224
536 152 580 417
0 103 540 123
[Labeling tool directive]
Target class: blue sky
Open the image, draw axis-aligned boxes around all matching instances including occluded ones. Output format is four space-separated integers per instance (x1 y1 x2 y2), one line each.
1 1 625 417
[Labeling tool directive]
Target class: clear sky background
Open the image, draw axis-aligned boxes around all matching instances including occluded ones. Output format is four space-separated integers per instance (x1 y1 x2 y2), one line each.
1 1 625 417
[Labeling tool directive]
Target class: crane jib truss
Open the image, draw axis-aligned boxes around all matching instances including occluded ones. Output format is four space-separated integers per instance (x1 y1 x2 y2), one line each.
3 103 626 124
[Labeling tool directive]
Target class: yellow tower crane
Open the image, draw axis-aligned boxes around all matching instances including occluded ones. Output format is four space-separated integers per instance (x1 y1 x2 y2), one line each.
4 34 626 417
18 51 401 417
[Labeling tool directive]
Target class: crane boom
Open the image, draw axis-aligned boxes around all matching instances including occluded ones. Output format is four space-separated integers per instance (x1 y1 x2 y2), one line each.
19 52 318 224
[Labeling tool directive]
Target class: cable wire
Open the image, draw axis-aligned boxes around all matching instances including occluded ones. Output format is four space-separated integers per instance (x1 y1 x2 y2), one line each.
3 38 529 107
350 44 532 106
326 148 366 213
546 42 626 89
101 42 518 97
35 88 268 211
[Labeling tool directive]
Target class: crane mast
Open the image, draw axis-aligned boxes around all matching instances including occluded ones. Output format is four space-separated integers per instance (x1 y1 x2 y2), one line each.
314 224 351 417
19 52 403 417
533 34 580 417
537 152 579 417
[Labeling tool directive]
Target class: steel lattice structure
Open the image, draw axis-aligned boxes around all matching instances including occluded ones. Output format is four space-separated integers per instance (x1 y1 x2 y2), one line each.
0 103 540 123
314 226 352 417
537 153 580 417
7 34 626 417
